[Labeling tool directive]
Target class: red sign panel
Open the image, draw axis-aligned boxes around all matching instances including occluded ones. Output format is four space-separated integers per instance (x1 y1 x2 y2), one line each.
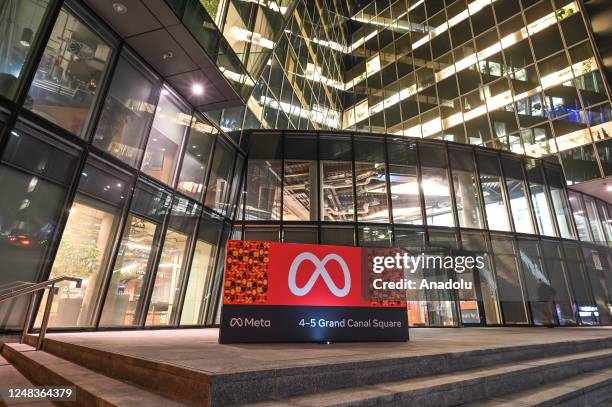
223 240 404 307
221 240 408 343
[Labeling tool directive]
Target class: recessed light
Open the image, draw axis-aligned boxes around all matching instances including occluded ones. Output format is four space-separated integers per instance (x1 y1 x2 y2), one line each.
162 51 174 60
607 184 612 191
192 83 204 95
112 2 128 14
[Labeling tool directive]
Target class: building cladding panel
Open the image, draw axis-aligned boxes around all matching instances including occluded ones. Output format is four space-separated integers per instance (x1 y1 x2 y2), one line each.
0 0 610 332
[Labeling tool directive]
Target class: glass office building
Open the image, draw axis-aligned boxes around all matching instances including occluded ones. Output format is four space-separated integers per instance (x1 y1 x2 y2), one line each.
0 0 610 331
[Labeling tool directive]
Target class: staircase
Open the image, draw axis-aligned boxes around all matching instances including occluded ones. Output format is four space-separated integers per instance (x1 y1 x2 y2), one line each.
0 332 611 406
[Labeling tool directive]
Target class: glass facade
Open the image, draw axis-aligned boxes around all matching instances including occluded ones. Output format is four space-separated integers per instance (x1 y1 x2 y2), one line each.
0 0 244 331
0 0 611 332
236 129 612 327
201 0 612 186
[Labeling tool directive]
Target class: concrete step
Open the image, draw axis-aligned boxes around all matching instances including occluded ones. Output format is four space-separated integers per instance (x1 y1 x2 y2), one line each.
23 335 211 406
0 353 54 407
243 349 612 407
23 334 612 406
470 367 612 406
1 343 187 407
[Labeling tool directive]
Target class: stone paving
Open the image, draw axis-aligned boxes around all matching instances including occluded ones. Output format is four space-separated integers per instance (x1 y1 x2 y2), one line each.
39 327 612 375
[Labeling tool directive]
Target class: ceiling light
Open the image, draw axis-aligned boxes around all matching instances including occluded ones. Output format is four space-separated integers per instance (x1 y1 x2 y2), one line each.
192 83 204 95
112 2 128 14
162 51 174 60
607 184 612 192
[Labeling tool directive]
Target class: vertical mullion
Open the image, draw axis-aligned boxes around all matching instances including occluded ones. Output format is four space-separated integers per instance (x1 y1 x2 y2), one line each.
415 141 429 243
497 153 516 233
351 134 359 245
383 135 395 244
445 143 460 231
521 159 540 236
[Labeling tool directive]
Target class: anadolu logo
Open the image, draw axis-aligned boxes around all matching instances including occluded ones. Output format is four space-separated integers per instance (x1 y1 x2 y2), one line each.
288 252 351 297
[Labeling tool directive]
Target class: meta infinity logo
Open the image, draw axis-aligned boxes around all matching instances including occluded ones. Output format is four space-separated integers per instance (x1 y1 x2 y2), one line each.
288 252 351 297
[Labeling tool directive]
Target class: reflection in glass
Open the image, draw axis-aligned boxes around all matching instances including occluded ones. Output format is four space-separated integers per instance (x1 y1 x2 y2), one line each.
598 202 612 244
541 241 576 325
147 198 199 326
502 157 534 234
560 145 600 183
0 130 78 329
141 90 190 185
205 140 235 213
450 149 483 229
43 199 120 328
180 236 216 325
525 160 555 236
491 235 529 324
420 144 453 227
388 139 421 224
477 153 510 231
99 215 157 326
321 161 354 222
461 231 502 325
93 56 157 167
584 196 605 244
545 165 574 239
26 7 111 137
422 252 458 327
0 0 49 100
518 239 556 325
354 139 389 223
41 160 129 328
177 116 215 200
568 191 590 241
283 160 317 221
583 247 612 324
358 225 392 247
564 243 596 324
245 160 282 220
146 229 189 325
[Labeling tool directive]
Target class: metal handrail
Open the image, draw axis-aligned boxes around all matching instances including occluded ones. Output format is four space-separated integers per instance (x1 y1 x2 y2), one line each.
0 276 82 350
0 281 33 291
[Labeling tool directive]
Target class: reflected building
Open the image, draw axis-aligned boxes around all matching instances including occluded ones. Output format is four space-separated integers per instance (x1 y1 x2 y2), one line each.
0 0 611 331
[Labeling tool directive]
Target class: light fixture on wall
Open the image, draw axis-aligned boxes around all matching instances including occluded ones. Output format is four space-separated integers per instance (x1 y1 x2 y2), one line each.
20 28 33 47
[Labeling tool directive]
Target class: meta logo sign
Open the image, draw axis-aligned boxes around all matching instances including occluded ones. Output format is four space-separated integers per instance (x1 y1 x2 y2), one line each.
288 252 351 298
219 240 408 344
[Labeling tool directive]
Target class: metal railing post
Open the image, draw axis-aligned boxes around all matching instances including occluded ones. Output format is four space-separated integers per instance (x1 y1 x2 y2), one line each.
20 291 38 344
37 285 56 350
